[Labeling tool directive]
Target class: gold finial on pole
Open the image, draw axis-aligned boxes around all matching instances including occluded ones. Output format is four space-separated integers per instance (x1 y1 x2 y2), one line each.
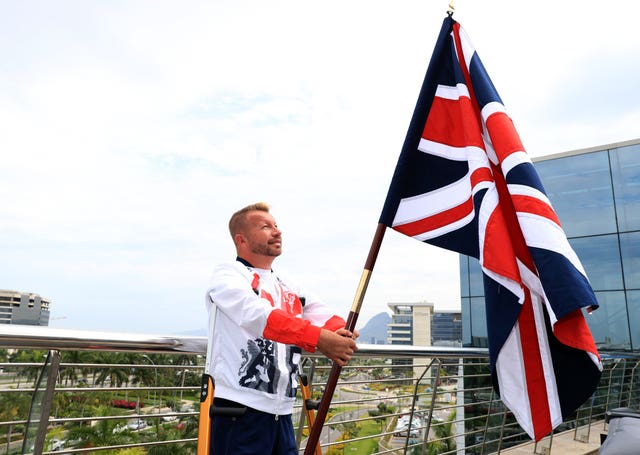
448 0 455 15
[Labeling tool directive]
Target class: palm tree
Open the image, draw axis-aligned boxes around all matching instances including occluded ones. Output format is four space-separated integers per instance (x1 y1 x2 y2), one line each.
60 351 95 386
433 410 456 453
130 358 156 404
66 405 138 452
147 425 193 455
94 353 130 388
0 392 31 452
9 350 47 387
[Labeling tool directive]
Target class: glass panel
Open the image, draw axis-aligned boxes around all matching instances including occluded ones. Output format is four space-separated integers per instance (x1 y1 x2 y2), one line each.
459 255 470 297
610 143 640 231
469 257 484 297
535 151 616 237
470 297 488 348
461 297 471 346
586 291 630 350
570 235 622 291
620 232 640 290
627 290 640 350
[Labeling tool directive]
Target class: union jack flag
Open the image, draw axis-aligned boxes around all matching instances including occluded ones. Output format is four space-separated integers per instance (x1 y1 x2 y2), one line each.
380 14 602 440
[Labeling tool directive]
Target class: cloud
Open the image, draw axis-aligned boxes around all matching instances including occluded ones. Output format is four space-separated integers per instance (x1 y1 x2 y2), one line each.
1 0 639 333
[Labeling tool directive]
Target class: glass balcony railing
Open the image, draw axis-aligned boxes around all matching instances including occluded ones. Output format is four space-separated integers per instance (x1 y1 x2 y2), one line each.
1 324 638 454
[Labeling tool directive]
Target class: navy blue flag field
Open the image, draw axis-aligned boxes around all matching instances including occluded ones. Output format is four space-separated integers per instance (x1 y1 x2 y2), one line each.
380 15 602 440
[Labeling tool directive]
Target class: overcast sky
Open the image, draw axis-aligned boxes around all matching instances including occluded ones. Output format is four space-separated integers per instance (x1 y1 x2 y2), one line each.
1 1 639 335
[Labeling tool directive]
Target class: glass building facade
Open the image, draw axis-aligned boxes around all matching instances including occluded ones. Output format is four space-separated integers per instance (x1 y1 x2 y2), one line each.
460 139 640 352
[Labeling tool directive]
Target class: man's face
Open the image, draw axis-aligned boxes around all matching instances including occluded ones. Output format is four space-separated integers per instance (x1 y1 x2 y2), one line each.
241 211 282 258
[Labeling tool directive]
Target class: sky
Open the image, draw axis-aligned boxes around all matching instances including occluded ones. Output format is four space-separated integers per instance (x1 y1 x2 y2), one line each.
1 1 640 336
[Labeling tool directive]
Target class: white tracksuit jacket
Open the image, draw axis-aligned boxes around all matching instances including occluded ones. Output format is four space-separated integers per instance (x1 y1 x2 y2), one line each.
205 259 345 416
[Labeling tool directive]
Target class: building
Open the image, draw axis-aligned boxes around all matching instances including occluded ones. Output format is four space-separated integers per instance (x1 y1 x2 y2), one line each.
460 138 640 351
0 290 51 326
431 311 462 346
387 301 462 346
387 301 433 347
387 301 462 377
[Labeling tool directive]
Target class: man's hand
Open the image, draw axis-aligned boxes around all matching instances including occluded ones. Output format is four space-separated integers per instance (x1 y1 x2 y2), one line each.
335 328 359 340
317 329 358 366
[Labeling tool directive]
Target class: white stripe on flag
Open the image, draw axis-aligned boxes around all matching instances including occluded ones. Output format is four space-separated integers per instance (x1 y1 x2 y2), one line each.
392 175 472 225
481 101 507 123
435 83 470 101
453 26 476 71
507 183 552 207
418 138 471 161
517 212 588 277
496 322 534 438
502 151 533 177
411 211 475 241
520 262 563 429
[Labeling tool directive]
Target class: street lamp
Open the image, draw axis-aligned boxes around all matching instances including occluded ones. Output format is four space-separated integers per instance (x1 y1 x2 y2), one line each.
179 369 190 402
142 355 158 412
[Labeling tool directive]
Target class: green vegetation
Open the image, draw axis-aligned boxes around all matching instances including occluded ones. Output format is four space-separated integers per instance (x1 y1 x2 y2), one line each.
0 350 201 454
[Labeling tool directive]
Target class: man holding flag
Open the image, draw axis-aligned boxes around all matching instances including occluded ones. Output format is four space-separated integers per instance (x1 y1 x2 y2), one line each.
202 202 358 454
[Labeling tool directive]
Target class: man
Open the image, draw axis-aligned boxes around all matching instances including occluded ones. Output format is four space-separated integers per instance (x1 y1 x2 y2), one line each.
205 202 358 454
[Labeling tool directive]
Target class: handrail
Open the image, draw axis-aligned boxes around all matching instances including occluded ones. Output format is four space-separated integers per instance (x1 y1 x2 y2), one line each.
0 324 489 358
0 325 206 354
3 324 639 455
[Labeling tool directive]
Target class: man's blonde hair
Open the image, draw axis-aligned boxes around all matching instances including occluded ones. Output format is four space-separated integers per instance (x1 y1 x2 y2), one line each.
229 202 270 239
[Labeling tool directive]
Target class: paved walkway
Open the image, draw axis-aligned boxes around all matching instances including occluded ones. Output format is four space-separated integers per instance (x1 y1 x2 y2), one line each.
500 421 605 455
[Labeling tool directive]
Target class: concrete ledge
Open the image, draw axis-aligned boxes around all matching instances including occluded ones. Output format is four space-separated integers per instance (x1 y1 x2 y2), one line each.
500 421 605 455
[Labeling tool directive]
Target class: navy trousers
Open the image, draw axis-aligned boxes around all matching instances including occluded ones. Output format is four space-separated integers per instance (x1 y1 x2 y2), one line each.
210 398 298 455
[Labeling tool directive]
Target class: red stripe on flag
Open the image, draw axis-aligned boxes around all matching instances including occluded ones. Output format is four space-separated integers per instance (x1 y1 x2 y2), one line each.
512 195 562 226
489 158 554 440
554 309 599 356
452 23 484 129
424 96 484 149
481 205 520 283
485 111 525 163
518 289 553 440
470 166 493 189
394 197 474 237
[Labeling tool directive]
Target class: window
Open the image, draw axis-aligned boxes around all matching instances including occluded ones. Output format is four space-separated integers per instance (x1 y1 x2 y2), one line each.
620 232 640 290
587 291 630 350
626 290 640 350
611 144 640 231
570 235 623 291
535 151 616 237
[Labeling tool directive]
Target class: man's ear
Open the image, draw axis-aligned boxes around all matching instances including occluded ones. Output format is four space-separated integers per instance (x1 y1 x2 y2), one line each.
234 232 246 247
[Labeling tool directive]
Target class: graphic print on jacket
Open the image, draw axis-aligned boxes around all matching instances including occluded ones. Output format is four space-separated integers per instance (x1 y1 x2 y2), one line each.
238 338 301 398
238 338 277 393
237 270 306 397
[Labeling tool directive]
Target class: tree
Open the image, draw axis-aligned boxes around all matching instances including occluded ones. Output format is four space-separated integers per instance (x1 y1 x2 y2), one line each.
9 350 47 386
368 402 395 431
66 405 138 452
94 353 130 388
60 351 95 386
0 392 31 451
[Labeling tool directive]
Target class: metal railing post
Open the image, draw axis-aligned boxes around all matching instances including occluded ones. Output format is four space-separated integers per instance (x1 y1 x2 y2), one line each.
406 358 439 455
629 361 640 408
22 350 61 455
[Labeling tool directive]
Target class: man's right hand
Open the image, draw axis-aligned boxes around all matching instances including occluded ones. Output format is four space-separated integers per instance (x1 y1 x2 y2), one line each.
316 329 358 366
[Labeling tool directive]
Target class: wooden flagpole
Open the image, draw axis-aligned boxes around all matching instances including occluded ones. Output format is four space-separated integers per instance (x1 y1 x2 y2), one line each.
303 222 387 455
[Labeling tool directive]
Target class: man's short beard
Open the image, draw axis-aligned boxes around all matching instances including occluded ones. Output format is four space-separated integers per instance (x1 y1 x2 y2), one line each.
251 245 281 257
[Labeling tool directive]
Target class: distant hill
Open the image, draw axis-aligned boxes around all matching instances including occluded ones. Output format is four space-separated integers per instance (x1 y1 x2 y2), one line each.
357 312 390 344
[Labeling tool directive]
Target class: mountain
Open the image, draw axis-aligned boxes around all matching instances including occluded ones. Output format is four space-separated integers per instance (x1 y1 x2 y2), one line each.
357 312 390 344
